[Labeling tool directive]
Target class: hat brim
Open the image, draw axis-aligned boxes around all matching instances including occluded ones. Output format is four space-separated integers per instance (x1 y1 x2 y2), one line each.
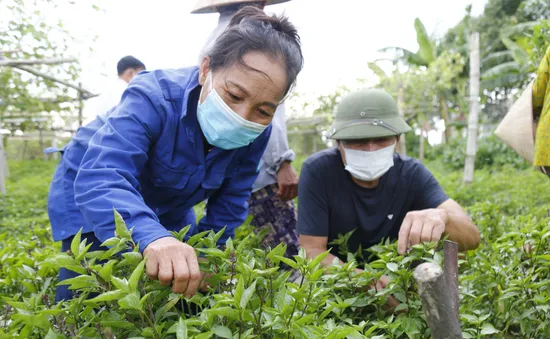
329 116 412 140
191 0 290 13
495 81 535 163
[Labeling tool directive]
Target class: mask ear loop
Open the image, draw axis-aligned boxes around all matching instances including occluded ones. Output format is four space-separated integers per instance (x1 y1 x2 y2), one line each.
198 71 213 106
207 71 213 92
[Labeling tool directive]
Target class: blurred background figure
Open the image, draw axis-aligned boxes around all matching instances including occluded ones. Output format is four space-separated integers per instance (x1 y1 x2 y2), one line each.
117 55 146 84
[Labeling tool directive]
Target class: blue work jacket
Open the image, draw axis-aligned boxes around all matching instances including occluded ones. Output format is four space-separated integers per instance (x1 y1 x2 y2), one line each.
47 66 271 252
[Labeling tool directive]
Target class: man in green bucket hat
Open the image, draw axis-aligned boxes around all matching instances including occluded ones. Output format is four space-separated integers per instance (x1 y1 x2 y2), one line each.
297 89 480 285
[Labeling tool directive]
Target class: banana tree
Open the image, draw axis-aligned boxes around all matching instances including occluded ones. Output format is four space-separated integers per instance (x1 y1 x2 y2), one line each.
480 21 537 91
378 18 456 143
368 55 465 160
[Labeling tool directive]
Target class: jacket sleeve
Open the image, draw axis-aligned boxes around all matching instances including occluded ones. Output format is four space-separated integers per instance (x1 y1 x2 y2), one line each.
197 126 272 245
74 75 173 253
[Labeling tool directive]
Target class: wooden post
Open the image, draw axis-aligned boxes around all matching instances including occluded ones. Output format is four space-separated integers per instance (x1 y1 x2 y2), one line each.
463 32 480 184
312 132 318 153
21 140 28 161
414 262 463 339
2 137 9 178
51 136 59 161
38 126 46 161
0 137 6 194
443 240 459 321
419 130 425 162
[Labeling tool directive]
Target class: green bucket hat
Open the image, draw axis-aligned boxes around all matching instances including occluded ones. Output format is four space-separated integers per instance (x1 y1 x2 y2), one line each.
328 88 412 140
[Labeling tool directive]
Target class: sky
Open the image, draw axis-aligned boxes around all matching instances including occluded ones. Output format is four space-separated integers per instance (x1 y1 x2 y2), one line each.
51 0 487 124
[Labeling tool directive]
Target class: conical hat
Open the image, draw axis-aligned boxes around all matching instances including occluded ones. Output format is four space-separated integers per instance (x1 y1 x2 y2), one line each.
495 81 535 163
191 0 290 14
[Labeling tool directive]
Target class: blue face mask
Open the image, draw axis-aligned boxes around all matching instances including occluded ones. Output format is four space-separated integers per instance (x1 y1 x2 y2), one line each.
197 72 268 150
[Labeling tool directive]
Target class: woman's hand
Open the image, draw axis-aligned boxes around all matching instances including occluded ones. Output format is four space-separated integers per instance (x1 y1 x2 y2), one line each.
277 161 298 201
144 237 201 298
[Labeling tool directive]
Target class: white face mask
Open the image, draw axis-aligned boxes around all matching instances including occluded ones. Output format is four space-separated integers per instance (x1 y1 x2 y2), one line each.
342 142 396 181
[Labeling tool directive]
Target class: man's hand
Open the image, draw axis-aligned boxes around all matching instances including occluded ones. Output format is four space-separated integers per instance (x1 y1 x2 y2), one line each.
356 272 400 312
144 237 201 298
276 161 298 201
397 209 448 255
374 275 401 311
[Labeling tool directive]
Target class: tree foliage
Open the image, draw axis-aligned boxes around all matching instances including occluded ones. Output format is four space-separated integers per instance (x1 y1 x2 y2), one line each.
0 0 96 131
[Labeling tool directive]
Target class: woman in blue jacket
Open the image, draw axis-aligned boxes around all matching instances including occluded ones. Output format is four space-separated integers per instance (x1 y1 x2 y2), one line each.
48 6 304 302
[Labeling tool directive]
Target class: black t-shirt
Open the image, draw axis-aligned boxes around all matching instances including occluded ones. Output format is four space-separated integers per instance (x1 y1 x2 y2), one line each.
297 148 449 261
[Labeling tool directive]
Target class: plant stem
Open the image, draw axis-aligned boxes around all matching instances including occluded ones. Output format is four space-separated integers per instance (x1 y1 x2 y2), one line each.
256 291 265 335
269 275 274 306
239 310 244 338
300 282 313 318
286 269 306 339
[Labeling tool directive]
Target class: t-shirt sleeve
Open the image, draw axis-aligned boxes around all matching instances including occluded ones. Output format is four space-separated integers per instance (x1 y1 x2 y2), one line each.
411 163 449 211
297 161 329 237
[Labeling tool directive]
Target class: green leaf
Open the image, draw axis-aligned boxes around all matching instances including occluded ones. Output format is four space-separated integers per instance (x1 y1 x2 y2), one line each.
75 242 94 261
394 303 409 312
346 329 366 339
85 290 126 304
234 278 244 308
155 297 180 321
186 231 211 247
266 243 286 261
140 292 153 308
212 226 226 243
414 18 435 64
176 317 188 339
213 325 232 338
142 327 155 337
197 248 226 258
273 255 299 270
57 275 97 290
393 292 407 303
500 21 537 38
308 267 324 281
11 313 50 330
480 323 499 335
98 260 117 282
114 209 131 238
206 306 239 320
378 46 425 66
43 254 86 275
364 324 379 336
118 292 141 310
461 314 478 324
240 280 257 309
128 260 145 292
101 237 119 247
71 228 82 258
309 250 330 269
194 332 215 339
44 329 66 339
481 50 514 68
481 61 521 80
386 262 399 272
100 320 136 330
368 62 388 80
122 251 143 266
111 276 129 292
